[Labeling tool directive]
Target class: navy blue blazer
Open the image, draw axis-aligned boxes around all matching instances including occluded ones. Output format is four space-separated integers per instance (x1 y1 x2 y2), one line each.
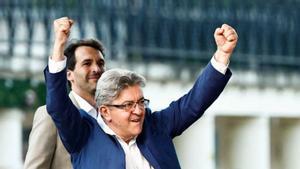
45 63 231 169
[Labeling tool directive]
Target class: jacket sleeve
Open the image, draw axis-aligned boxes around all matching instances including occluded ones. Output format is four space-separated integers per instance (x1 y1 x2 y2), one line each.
24 106 57 169
44 67 90 154
152 63 232 138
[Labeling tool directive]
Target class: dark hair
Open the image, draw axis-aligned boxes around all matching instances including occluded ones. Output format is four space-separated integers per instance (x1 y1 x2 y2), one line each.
64 39 105 71
64 39 105 88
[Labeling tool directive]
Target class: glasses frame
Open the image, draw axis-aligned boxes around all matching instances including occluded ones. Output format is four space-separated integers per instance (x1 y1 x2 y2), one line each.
105 99 150 112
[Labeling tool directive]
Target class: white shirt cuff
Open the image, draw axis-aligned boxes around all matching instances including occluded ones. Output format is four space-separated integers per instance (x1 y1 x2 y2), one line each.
210 56 229 75
48 56 67 73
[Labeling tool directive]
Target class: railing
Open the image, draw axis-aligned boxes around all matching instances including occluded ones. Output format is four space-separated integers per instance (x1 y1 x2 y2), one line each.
0 0 299 71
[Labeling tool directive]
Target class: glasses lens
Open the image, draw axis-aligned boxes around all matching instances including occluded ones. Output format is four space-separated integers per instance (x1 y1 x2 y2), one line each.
113 99 150 112
143 99 149 107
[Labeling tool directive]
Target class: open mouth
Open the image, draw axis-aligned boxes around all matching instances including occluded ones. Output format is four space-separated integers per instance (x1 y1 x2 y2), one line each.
130 118 141 123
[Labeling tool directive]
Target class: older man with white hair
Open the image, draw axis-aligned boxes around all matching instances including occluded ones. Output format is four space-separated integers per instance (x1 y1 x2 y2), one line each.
45 16 237 169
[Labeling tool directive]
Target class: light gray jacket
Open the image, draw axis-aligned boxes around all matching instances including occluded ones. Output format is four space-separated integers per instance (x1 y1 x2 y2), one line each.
23 93 79 169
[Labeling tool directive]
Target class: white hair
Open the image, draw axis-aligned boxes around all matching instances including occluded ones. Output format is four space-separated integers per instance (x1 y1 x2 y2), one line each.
95 68 146 107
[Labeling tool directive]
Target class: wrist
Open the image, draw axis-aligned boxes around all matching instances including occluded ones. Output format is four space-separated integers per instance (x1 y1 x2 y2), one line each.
214 49 231 65
51 40 66 61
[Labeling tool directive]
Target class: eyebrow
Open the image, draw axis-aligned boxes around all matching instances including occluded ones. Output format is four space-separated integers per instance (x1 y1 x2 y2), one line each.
80 58 92 63
80 58 104 64
120 97 145 104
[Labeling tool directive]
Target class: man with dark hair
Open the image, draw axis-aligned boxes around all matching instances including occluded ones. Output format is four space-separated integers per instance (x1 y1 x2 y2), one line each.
64 39 105 88
24 18 106 169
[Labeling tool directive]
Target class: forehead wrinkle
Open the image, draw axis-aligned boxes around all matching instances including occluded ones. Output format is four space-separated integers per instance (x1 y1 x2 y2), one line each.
116 87 144 104
120 96 145 104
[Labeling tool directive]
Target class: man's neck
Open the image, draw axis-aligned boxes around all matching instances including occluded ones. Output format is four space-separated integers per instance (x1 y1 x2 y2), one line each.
83 95 96 107
72 90 96 107
105 121 135 144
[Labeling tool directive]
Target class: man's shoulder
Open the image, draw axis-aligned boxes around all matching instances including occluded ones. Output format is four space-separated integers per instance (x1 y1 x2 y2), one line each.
34 92 76 121
25 105 72 169
31 105 56 131
33 105 51 120
35 105 47 113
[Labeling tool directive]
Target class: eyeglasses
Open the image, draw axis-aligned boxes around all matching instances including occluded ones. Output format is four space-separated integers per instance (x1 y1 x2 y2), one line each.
105 99 150 112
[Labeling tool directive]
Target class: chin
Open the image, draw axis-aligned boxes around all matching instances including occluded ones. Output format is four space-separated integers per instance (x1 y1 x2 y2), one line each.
132 127 142 136
88 79 98 85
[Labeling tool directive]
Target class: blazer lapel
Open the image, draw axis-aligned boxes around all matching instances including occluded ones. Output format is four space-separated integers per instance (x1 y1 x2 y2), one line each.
137 138 161 169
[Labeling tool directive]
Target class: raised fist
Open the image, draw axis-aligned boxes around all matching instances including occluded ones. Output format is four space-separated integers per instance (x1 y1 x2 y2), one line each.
53 17 74 45
214 24 238 65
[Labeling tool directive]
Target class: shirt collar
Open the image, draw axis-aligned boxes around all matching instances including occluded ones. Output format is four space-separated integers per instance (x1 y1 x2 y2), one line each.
70 91 98 119
97 115 116 136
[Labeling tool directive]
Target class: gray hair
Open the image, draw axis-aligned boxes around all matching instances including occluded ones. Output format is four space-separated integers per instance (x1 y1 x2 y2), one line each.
95 68 146 107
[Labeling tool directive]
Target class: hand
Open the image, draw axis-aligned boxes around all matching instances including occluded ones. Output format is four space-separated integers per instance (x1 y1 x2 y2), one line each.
53 17 73 45
51 17 74 61
214 24 238 65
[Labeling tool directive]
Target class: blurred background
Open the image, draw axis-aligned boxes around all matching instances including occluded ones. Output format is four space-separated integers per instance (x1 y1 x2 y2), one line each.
0 0 299 169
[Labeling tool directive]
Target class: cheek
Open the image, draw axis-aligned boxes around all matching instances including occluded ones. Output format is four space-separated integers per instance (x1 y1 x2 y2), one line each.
100 67 105 73
112 113 130 124
75 67 88 75
76 71 89 81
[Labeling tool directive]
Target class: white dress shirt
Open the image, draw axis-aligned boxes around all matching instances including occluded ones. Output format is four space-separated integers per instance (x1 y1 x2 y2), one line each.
97 115 154 169
48 56 229 169
70 91 98 119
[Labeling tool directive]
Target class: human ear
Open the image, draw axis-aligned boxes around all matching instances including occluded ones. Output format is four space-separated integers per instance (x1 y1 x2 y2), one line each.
67 70 73 81
99 106 112 122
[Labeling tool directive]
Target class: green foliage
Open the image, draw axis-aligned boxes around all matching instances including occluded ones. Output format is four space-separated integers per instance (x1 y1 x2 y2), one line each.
0 79 46 111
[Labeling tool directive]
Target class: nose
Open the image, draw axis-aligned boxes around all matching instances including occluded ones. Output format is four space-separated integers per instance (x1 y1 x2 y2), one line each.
132 103 144 115
92 63 101 73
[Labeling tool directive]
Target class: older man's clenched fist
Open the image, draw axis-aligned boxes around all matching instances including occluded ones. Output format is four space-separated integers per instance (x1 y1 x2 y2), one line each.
214 24 238 65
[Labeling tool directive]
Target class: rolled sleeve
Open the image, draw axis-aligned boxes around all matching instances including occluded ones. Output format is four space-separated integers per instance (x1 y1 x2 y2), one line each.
210 56 229 75
48 57 67 73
